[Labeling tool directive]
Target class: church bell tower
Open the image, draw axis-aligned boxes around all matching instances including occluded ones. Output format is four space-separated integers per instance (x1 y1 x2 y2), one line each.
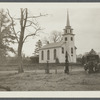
63 11 76 63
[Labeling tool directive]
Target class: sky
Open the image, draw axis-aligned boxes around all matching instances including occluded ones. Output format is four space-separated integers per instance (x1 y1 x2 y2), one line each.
0 3 100 56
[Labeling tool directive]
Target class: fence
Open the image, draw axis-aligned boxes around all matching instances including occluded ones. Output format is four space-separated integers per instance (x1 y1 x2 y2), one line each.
0 63 82 71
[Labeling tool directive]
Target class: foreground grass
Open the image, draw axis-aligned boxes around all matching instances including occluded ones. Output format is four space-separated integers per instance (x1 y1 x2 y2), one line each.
0 67 100 91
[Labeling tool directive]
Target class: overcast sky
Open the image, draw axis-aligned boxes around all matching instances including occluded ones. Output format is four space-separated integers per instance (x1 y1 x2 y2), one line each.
1 3 100 56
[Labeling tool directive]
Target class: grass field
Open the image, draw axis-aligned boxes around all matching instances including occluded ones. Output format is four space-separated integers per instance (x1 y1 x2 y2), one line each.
0 65 100 91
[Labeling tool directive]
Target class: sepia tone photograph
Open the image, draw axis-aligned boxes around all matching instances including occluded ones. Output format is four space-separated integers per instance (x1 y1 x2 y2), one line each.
0 3 100 92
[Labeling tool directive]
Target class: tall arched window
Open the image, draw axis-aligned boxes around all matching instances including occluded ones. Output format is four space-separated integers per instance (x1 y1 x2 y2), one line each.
41 51 44 60
62 47 64 54
54 49 56 60
71 37 73 41
65 37 67 41
71 47 73 54
47 50 50 60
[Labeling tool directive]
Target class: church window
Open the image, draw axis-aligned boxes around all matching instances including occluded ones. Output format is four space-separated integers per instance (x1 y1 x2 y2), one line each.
71 47 73 54
41 51 44 60
54 49 56 60
47 50 50 60
65 37 67 41
62 47 64 54
71 37 73 41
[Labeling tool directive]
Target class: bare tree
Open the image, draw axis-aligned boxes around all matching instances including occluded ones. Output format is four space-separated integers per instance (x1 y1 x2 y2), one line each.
42 30 63 45
7 8 47 73
49 30 63 43
42 37 50 45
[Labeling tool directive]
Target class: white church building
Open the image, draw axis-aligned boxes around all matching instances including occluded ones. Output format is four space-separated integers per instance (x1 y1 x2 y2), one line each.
39 11 77 63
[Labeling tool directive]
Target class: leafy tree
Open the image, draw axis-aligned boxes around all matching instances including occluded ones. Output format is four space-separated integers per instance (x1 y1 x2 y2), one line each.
34 40 42 56
0 9 16 63
8 8 47 73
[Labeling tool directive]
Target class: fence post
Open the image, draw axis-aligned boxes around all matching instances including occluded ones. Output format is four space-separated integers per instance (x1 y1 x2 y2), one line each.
55 57 59 74
64 51 69 74
45 60 49 74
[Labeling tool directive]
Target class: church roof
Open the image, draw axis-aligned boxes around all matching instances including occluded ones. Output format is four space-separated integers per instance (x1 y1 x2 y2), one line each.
40 41 65 50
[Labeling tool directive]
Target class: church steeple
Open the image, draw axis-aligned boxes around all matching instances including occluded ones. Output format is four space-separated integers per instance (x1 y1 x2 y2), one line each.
67 10 70 27
64 10 73 34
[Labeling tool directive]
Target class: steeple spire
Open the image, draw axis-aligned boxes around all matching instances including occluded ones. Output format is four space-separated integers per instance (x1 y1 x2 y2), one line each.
67 10 70 26
64 10 73 35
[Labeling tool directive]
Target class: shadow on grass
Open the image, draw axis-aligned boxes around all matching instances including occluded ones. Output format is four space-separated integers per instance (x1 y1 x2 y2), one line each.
0 85 11 91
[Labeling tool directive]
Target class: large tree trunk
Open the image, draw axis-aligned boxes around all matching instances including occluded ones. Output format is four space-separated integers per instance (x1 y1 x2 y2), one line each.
18 55 24 73
17 33 24 73
17 8 27 73
7 8 42 73
17 39 24 73
17 27 25 73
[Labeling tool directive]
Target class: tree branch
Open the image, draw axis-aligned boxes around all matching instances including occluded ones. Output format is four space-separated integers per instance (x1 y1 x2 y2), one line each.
23 8 28 29
25 22 32 27
7 9 19 43
23 28 41 43
27 13 48 19
27 20 38 27
13 13 48 20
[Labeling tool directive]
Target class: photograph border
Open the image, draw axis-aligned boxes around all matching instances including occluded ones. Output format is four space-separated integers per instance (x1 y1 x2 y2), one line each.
0 1 100 98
